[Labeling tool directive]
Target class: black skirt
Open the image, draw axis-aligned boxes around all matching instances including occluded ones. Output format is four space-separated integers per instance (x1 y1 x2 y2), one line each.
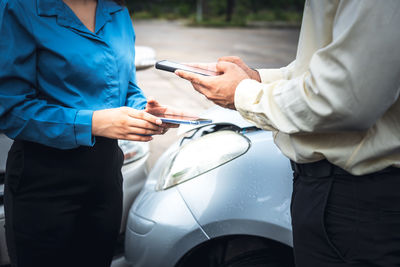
4 137 123 267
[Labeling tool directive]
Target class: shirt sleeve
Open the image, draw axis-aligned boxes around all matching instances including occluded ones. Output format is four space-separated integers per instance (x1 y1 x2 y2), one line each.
124 24 147 110
256 60 296 84
125 70 147 110
235 1 400 134
0 1 94 149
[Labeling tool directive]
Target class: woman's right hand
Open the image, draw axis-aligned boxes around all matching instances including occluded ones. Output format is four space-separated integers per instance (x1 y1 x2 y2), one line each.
92 107 163 142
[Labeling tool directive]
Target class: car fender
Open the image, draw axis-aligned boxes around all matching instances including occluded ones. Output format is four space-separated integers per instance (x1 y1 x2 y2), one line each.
177 130 293 247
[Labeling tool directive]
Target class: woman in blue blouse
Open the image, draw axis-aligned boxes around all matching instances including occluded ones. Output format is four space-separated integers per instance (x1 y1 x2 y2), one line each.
0 0 174 266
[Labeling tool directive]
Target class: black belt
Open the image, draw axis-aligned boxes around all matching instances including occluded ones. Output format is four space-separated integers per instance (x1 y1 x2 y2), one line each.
290 160 347 177
290 159 399 178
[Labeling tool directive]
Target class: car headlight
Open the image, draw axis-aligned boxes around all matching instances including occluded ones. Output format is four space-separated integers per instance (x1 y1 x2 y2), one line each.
118 140 149 165
156 130 250 190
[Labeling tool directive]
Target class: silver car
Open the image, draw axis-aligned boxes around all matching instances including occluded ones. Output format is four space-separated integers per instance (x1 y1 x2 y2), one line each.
0 46 156 266
122 106 295 267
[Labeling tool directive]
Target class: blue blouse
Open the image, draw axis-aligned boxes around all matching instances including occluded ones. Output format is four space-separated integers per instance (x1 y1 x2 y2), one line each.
0 0 147 149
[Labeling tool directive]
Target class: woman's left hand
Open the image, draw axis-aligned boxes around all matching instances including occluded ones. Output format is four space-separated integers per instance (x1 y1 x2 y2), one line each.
145 98 184 134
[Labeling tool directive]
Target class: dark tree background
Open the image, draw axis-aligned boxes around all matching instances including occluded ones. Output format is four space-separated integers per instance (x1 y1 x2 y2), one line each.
125 0 305 23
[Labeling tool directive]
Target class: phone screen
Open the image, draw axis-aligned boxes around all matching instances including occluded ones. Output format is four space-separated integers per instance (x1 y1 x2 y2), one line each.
156 60 217 76
155 114 212 125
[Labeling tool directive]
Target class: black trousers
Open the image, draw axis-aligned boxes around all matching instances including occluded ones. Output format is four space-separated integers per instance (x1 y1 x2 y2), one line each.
4 138 123 267
290 160 400 267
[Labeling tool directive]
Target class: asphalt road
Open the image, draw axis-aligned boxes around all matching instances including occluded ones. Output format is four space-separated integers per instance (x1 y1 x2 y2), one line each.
133 20 300 169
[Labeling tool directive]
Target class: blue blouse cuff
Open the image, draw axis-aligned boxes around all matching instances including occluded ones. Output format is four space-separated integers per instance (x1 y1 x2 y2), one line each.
74 110 95 147
138 101 147 110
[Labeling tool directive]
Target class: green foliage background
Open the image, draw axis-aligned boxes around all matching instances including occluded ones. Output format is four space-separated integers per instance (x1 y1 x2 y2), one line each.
125 0 305 26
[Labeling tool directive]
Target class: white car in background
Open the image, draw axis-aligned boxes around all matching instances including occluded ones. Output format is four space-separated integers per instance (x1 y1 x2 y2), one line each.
0 46 156 266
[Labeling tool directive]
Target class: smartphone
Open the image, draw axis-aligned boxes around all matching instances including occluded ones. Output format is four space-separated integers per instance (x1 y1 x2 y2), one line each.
156 114 212 125
155 60 217 76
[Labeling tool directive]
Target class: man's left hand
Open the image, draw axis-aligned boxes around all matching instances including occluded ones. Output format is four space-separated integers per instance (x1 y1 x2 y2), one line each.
175 61 249 110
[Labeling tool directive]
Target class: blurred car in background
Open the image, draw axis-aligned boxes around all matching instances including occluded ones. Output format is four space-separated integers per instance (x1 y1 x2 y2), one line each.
121 106 295 267
135 46 156 70
0 46 156 266
0 135 12 265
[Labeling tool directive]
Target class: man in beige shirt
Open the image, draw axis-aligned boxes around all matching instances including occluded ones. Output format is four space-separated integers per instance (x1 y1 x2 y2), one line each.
177 0 400 266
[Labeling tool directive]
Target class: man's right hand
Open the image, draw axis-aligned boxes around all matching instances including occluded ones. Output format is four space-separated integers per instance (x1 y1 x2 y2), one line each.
176 61 249 110
218 56 261 82
92 107 163 142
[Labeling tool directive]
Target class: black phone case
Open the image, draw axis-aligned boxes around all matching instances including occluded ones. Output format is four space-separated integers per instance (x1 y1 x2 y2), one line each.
155 61 177 73
155 60 215 76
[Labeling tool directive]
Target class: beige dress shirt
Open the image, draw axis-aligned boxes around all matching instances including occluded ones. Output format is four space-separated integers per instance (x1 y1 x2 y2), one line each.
234 0 400 175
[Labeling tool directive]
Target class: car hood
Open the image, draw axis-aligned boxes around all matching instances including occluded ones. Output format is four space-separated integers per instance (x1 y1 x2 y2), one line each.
178 105 254 135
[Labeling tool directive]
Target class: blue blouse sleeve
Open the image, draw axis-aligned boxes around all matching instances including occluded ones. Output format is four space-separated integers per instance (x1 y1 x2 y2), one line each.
125 71 147 110
0 1 94 149
124 25 147 110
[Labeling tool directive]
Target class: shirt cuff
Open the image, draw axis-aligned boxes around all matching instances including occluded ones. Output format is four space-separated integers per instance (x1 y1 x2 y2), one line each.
138 100 147 110
234 78 298 133
74 110 95 147
234 79 264 111
256 68 284 84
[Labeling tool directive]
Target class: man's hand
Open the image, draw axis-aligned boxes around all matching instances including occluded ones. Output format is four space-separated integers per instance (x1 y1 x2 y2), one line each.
92 107 163 142
175 61 249 109
218 56 261 82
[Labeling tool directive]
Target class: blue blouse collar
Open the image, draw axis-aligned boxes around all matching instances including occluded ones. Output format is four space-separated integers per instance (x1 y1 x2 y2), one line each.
36 0 123 16
36 0 124 34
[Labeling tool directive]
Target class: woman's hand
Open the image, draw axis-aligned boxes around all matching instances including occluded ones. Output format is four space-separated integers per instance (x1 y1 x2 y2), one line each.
145 98 186 133
92 107 163 142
